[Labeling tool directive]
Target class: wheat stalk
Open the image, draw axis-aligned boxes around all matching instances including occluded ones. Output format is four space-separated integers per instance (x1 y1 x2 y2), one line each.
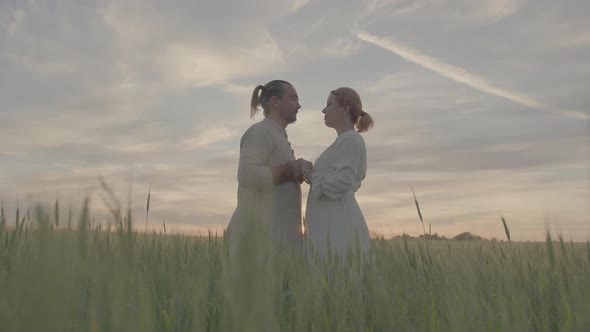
411 186 426 236
145 184 151 233
499 211 511 242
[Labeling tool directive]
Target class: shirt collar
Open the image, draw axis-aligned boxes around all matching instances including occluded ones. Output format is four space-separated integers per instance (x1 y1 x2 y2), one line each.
263 117 288 138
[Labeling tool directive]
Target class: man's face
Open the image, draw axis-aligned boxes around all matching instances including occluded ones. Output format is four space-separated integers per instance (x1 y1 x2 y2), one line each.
275 84 301 125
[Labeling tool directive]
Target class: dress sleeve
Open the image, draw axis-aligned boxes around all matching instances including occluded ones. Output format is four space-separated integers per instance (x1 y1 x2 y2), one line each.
237 127 274 190
310 135 361 200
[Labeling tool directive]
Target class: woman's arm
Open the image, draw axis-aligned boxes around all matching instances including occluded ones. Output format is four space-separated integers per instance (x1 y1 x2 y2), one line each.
310 135 362 199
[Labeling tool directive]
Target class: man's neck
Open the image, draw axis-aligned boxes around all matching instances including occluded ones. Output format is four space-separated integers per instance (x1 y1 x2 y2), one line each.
266 113 288 129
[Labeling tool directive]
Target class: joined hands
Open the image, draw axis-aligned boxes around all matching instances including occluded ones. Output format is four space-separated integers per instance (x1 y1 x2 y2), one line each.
273 158 313 184
297 158 313 184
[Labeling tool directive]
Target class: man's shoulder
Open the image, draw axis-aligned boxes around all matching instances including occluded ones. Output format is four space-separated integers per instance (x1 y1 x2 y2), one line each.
240 120 275 147
246 118 286 137
244 120 272 136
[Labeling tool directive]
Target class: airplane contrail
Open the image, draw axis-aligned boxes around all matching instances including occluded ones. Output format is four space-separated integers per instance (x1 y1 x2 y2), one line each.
357 31 588 120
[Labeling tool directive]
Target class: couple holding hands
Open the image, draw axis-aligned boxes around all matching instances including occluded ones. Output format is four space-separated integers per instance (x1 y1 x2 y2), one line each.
227 80 374 260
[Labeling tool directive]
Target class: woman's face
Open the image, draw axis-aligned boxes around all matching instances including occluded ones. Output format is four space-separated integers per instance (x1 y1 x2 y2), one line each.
322 93 348 129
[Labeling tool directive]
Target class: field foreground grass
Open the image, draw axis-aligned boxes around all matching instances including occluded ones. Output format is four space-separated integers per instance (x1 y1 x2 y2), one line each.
0 203 589 331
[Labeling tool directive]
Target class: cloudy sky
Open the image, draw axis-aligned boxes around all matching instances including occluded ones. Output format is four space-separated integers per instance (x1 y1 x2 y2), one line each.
1 0 588 241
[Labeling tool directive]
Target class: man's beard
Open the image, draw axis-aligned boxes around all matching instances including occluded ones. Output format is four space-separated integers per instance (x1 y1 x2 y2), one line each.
285 112 297 124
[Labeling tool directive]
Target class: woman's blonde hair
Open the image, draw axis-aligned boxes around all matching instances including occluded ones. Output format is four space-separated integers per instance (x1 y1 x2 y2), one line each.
331 87 374 133
250 80 292 117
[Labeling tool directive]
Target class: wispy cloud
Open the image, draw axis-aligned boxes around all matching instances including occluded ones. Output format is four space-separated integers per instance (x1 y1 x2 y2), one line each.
358 0 523 25
291 0 310 12
180 127 236 151
0 7 25 35
449 0 524 23
357 31 588 120
1 0 588 241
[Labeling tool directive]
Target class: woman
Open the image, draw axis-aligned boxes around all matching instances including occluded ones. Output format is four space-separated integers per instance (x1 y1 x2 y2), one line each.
302 87 374 260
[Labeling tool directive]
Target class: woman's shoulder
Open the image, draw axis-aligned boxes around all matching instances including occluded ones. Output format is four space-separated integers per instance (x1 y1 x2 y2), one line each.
338 130 365 147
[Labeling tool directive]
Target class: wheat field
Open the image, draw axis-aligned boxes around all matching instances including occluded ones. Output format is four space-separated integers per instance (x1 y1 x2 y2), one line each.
0 200 589 331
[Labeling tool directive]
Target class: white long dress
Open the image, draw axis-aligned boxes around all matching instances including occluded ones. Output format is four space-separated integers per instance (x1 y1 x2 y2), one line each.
305 130 370 260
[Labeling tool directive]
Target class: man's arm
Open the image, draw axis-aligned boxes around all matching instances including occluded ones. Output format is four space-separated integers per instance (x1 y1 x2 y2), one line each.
238 128 302 189
270 160 301 184
237 128 273 190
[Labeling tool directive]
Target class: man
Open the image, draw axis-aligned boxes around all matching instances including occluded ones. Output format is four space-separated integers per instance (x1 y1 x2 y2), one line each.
227 80 312 250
